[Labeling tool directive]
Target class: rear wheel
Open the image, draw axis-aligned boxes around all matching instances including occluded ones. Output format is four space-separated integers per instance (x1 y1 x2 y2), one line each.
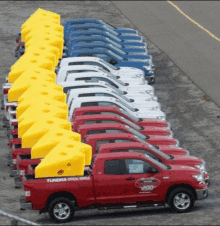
48 197 75 223
168 188 195 213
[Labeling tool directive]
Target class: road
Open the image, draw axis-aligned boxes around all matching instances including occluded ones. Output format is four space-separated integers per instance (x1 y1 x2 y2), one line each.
0 1 220 225
112 1 220 107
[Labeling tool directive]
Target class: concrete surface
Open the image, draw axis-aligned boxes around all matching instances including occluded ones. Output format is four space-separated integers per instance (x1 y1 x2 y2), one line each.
112 1 220 107
0 1 219 225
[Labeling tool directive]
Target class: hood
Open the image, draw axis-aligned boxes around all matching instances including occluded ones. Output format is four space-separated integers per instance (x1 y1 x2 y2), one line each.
168 164 201 175
129 100 161 108
134 110 166 120
172 155 203 166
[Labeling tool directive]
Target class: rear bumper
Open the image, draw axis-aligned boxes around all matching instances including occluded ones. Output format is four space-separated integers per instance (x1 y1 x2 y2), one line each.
196 188 208 200
20 196 32 210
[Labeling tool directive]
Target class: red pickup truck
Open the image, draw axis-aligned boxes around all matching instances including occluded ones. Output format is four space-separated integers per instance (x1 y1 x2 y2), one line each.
72 106 171 128
72 114 172 136
77 123 176 144
84 133 178 155
20 152 208 223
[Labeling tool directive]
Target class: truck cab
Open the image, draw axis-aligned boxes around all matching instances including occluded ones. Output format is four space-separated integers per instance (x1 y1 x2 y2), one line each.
84 133 178 156
68 42 148 57
66 87 161 110
68 96 166 121
63 71 155 95
57 65 145 84
72 114 171 136
72 106 170 128
99 142 189 156
66 30 143 46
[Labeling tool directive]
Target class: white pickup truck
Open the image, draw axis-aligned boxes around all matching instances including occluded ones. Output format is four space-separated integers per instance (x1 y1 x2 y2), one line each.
57 65 145 84
66 87 161 111
61 72 155 97
56 56 148 79
68 96 166 122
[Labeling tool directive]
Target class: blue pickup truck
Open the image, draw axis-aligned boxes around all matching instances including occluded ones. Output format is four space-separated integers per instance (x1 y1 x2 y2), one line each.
65 30 143 47
64 18 138 37
68 48 155 84
65 23 142 43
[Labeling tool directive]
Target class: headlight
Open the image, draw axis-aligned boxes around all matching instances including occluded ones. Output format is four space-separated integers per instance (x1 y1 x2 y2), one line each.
169 131 174 138
135 74 144 78
175 139 180 147
24 191 31 197
12 159 17 165
196 164 206 172
146 90 154 96
20 170 25 176
186 150 190 156
193 173 204 183
152 106 160 111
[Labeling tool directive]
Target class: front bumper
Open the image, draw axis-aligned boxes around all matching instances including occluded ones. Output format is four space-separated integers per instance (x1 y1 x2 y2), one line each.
20 196 32 210
196 187 208 200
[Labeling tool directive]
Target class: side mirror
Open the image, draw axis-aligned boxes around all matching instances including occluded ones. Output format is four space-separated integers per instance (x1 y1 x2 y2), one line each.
110 59 117 65
148 167 158 173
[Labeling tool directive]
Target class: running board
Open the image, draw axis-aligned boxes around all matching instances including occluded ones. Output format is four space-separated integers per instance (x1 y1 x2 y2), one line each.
98 203 164 210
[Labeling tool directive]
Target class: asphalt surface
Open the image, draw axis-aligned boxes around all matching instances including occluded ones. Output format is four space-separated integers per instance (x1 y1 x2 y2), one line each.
0 1 220 225
112 1 220 107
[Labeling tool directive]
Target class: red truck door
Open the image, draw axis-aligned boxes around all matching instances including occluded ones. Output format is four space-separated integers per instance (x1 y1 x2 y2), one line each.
94 157 165 205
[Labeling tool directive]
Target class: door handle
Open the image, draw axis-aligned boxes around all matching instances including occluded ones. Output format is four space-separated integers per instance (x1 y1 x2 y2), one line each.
126 177 135 181
140 178 156 183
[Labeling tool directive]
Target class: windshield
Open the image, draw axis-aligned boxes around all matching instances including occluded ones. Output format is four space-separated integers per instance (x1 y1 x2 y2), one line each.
99 59 119 70
133 136 171 160
144 154 168 170
115 99 135 112
106 74 125 86
107 50 124 61
120 116 141 130
103 82 124 95
111 90 130 102
108 44 125 55
119 108 140 122
124 125 147 140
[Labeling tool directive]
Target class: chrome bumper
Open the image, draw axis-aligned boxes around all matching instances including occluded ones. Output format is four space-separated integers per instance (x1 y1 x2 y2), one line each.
20 196 32 210
196 188 208 200
15 175 22 188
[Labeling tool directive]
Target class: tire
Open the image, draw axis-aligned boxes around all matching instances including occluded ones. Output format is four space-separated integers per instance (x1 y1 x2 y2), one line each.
148 77 155 85
167 188 195 213
48 197 75 223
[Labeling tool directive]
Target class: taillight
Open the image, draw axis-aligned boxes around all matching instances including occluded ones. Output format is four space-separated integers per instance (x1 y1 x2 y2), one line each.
3 88 9 94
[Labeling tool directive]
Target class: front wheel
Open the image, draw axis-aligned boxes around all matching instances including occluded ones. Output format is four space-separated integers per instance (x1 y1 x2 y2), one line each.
168 188 195 213
48 197 75 223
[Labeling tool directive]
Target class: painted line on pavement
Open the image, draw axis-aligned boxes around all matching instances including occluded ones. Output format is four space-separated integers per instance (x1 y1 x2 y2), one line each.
167 1 220 42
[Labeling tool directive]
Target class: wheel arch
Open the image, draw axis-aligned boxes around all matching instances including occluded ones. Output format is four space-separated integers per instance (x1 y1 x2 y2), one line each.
46 191 78 211
165 183 197 203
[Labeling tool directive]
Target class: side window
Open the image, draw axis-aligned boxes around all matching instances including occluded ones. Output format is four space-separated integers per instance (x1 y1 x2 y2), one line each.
104 159 128 175
111 149 129 153
81 102 99 107
84 120 96 124
125 159 156 174
105 129 124 133
87 129 106 135
96 139 112 153
84 62 110 72
114 139 132 143
75 77 92 81
68 62 85 66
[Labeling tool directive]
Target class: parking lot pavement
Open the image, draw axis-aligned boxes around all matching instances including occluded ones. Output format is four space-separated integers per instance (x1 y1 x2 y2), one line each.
0 1 220 225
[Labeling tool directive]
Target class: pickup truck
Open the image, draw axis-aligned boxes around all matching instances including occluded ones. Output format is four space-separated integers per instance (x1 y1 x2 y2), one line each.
83 133 179 156
57 64 146 84
72 106 170 128
72 114 171 136
64 18 138 35
64 35 147 51
62 71 155 96
65 24 142 43
67 49 154 83
67 42 149 58
59 80 157 102
68 96 166 121
66 30 143 47
64 18 138 37
66 88 161 110
65 38 148 55
57 57 148 84
20 152 208 223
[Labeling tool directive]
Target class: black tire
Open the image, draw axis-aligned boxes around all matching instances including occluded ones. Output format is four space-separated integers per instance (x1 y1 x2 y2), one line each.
167 188 195 213
148 77 155 85
48 197 75 223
